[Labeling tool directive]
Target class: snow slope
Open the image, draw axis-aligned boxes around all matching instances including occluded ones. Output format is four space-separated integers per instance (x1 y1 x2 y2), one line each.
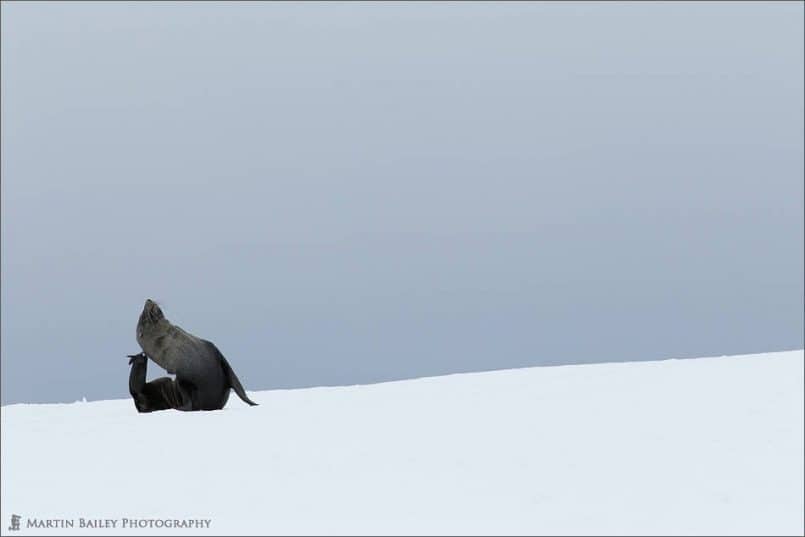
2 351 803 536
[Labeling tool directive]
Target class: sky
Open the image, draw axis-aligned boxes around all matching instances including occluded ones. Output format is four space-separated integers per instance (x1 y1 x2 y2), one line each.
1 1 803 405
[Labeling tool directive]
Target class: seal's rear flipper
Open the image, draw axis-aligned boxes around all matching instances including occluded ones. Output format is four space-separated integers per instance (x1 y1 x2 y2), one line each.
128 352 147 365
128 354 190 412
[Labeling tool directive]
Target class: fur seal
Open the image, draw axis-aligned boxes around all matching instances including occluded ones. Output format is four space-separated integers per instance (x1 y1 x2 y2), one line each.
129 299 258 412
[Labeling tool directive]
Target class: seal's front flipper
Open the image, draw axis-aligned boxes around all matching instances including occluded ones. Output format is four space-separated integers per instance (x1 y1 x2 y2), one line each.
202 341 258 407
220 356 258 406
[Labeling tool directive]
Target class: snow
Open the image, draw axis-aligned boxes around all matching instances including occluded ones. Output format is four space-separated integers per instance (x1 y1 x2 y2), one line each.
2 350 803 536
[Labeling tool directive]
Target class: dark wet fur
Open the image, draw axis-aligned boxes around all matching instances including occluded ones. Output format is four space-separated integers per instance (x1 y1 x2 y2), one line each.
130 300 258 412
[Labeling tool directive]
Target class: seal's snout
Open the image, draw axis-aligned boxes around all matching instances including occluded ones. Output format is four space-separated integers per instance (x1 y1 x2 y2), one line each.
142 299 164 323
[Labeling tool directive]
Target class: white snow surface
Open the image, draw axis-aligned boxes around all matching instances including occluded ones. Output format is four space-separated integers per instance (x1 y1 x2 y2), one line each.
2 350 803 536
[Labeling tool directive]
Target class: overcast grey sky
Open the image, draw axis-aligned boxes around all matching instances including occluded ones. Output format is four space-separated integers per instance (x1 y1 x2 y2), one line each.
1 1 803 405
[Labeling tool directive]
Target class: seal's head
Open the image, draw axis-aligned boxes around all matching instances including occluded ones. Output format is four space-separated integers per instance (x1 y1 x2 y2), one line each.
137 299 166 347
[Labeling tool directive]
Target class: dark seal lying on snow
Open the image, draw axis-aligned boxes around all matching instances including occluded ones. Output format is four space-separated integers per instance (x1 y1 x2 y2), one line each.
128 299 258 412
